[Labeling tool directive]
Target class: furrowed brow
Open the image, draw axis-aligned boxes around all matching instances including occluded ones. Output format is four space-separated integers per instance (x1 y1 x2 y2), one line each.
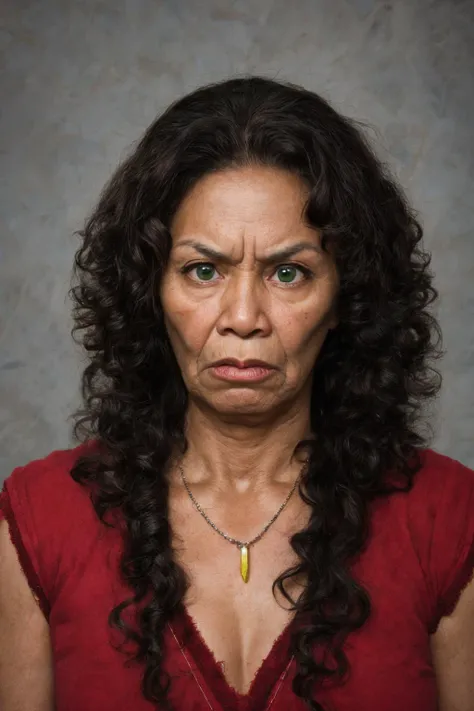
175 239 321 265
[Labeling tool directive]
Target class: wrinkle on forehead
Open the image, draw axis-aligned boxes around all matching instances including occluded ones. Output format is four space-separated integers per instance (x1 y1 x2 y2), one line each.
224 233 257 263
171 165 314 255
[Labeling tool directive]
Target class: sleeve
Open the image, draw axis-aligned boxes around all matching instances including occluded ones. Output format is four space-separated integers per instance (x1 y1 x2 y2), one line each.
0 477 50 618
422 453 474 634
0 443 100 623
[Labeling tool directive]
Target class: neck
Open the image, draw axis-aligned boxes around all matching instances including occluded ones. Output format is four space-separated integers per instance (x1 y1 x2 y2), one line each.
174 399 312 494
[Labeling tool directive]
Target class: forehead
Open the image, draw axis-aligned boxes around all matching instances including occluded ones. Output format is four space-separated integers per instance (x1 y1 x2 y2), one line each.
170 165 315 247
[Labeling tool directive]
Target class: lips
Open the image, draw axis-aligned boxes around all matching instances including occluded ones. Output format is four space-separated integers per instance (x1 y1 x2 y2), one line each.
211 358 275 369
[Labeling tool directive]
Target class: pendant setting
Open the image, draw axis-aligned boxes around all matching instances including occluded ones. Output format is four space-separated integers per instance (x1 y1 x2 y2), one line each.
179 460 305 587
239 544 249 583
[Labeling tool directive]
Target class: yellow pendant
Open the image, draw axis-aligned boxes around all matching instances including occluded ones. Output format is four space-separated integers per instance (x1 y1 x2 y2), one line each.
240 545 249 583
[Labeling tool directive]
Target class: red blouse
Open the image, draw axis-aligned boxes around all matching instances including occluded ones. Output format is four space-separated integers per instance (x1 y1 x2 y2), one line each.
1 443 474 711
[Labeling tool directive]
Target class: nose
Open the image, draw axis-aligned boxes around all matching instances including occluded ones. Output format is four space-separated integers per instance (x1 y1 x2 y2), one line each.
216 271 271 339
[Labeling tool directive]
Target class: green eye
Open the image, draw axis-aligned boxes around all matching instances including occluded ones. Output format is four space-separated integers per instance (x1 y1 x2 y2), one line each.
276 266 299 283
182 262 312 285
194 264 216 281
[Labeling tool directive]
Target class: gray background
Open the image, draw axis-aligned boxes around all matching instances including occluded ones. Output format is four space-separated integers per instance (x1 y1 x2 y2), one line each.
1 0 473 481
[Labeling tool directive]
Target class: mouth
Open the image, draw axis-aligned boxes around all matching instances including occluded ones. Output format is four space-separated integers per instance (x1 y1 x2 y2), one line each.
209 358 276 383
210 358 275 369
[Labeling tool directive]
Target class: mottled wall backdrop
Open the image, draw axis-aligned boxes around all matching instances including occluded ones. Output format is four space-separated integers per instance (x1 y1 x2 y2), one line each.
1 0 473 479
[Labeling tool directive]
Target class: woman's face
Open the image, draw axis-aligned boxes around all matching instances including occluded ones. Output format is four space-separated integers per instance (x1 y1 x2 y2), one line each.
160 165 339 418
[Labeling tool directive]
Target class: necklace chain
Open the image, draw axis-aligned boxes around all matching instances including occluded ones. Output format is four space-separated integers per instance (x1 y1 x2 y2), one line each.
178 461 306 548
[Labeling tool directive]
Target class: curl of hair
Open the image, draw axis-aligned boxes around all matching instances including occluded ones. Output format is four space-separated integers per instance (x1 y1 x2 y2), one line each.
69 76 443 710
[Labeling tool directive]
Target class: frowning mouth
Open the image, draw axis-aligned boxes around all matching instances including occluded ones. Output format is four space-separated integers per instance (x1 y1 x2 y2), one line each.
210 358 275 369
209 358 276 382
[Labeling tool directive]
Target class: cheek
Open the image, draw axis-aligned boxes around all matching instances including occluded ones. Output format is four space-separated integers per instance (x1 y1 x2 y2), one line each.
276 307 318 343
161 286 213 355
275 307 331 363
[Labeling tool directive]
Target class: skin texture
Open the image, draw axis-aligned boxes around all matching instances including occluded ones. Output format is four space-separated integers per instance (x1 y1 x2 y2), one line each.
0 519 54 710
430 568 474 711
161 164 339 482
161 164 340 693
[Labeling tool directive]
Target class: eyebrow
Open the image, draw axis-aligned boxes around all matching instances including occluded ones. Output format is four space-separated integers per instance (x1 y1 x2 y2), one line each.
173 239 322 265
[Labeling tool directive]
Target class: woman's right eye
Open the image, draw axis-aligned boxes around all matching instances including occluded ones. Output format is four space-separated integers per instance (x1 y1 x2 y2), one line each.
181 262 218 282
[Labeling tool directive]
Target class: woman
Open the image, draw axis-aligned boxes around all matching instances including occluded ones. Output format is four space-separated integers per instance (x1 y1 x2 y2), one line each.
0 76 473 711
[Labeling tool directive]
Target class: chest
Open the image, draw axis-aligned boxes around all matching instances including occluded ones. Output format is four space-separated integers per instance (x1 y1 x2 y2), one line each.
169 492 307 694
49 501 441 711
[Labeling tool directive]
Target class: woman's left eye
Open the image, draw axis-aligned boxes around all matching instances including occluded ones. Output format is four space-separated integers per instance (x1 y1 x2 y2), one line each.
270 265 312 284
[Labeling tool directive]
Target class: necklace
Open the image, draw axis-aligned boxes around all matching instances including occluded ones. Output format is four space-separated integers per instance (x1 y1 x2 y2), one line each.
178 461 306 583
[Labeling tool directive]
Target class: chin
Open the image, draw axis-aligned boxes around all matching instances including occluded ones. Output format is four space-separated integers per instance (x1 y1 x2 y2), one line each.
217 393 270 409
208 391 277 415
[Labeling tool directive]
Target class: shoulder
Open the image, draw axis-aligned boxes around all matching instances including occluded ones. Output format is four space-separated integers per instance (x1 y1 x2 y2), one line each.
407 449 474 519
2 442 99 521
377 447 474 535
413 447 474 491
401 447 474 536
0 441 103 618
1 440 98 511
1 439 106 550
400 447 474 633
2 440 95 485
365 448 474 635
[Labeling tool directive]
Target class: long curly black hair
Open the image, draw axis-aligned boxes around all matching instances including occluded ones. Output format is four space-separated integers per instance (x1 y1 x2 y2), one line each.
69 75 443 710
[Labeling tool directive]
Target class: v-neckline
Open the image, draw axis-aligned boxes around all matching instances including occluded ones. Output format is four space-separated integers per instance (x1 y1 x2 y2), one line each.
170 603 296 711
